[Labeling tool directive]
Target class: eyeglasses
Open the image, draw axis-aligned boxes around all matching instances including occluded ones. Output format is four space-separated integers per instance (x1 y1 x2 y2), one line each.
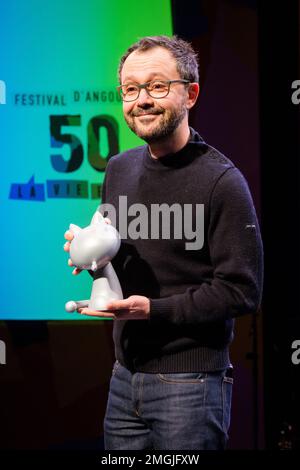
117 79 190 102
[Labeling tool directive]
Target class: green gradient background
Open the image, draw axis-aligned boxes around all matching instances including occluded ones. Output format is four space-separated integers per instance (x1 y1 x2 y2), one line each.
0 0 172 319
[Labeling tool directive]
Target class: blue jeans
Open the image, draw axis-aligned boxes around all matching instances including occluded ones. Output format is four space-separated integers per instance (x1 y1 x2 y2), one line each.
104 361 233 450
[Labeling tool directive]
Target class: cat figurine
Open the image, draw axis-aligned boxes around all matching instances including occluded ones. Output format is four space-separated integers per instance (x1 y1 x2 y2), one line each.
65 211 123 312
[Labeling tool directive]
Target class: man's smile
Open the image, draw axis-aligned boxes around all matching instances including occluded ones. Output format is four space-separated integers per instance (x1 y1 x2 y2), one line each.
135 113 160 120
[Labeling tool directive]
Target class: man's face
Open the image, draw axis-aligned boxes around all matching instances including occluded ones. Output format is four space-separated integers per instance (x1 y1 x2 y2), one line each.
120 47 190 143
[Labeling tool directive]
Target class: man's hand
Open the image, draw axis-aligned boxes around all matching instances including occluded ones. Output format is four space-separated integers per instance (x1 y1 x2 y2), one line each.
77 295 150 320
63 230 82 275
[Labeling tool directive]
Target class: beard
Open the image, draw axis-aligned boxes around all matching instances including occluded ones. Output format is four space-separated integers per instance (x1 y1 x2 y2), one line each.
124 101 187 144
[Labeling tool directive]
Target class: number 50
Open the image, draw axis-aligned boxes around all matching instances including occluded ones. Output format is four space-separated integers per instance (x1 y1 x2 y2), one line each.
50 114 119 172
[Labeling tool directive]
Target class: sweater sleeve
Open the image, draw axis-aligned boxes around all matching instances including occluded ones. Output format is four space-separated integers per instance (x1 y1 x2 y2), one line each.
149 167 264 325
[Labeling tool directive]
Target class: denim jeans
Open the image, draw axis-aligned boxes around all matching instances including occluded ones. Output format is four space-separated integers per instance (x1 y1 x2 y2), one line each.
104 361 233 450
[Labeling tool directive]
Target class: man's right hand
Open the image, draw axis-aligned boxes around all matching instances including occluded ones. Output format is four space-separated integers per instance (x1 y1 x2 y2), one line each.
63 230 82 275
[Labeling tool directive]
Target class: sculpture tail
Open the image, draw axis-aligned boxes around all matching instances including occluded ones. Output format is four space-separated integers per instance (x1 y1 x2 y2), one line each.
65 300 89 312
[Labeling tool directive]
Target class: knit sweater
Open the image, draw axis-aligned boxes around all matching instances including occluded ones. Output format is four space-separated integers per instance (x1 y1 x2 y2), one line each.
101 128 263 373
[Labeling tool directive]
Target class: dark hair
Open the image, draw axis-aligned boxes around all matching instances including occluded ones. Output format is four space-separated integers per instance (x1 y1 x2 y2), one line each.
118 35 199 84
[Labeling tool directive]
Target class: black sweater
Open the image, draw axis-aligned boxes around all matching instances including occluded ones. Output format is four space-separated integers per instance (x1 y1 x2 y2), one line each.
101 128 263 373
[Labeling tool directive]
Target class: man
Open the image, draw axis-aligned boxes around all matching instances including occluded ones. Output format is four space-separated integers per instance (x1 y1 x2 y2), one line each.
64 35 263 450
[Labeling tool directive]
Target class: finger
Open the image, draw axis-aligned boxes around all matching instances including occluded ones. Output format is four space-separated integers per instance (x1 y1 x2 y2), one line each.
72 267 82 275
63 241 71 251
106 299 131 310
64 230 74 241
78 308 116 318
104 217 112 225
68 258 74 267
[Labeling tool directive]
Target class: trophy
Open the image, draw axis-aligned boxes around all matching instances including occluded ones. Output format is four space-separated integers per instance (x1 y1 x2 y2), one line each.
65 210 123 312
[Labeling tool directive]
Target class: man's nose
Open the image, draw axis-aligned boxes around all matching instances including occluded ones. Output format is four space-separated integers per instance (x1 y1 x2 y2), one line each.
136 87 154 106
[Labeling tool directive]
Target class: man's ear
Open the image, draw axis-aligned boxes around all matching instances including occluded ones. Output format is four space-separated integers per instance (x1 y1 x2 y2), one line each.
186 82 200 110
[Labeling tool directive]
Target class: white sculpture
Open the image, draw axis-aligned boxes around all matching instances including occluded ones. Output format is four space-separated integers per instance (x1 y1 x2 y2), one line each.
65 211 123 312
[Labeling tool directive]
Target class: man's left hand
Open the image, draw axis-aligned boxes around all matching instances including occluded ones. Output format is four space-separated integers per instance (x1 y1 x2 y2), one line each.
77 295 150 320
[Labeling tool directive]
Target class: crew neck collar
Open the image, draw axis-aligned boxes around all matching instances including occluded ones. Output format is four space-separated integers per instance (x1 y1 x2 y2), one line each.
142 127 206 171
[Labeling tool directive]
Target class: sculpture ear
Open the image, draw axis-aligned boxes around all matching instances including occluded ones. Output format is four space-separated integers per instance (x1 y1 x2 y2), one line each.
91 211 104 226
69 223 82 235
